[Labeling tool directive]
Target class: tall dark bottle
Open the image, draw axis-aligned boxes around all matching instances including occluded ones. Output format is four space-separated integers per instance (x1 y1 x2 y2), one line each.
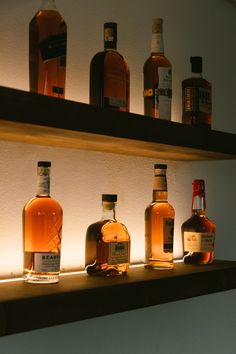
143 18 172 119
29 0 67 98
182 179 216 264
182 57 212 127
89 22 130 112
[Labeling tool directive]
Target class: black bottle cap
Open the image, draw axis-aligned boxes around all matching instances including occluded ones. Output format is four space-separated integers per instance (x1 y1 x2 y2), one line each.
102 194 117 202
190 56 202 73
104 22 117 49
38 161 51 167
154 164 167 169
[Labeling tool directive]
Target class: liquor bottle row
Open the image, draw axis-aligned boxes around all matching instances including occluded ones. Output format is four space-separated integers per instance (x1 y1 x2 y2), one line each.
29 0 212 127
23 161 216 284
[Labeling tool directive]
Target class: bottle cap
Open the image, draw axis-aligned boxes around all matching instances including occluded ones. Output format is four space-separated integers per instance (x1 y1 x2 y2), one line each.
102 194 117 202
38 161 51 167
190 56 202 73
104 22 117 49
152 18 163 33
154 163 167 169
192 179 205 196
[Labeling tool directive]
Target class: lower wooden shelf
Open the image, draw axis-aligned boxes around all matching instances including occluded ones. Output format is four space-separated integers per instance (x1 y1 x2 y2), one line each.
0 260 236 336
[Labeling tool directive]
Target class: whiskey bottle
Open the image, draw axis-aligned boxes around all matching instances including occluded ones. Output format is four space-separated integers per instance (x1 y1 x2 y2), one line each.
89 22 130 112
182 179 216 264
143 18 172 119
182 56 212 127
85 194 130 276
23 161 63 283
145 164 175 269
29 0 67 98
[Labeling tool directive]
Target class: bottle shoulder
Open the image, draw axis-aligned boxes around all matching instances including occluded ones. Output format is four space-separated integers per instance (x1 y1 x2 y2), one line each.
182 76 211 88
182 213 216 232
24 195 62 212
91 50 129 69
86 219 130 242
144 53 172 70
146 200 175 215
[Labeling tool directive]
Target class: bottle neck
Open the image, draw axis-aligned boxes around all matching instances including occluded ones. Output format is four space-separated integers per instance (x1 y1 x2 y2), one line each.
153 174 168 201
192 194 206 215
104 25 117 51
191 72 202 78
40 0 57 10
151 32 164 54
101 202 116 221
36 166 50 197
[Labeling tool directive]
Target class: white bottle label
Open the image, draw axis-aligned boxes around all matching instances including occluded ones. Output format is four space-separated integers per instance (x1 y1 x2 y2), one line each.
184 232 215 252
158 67 172 120
108 242 129 265
34 253 61 273
163 218 174 252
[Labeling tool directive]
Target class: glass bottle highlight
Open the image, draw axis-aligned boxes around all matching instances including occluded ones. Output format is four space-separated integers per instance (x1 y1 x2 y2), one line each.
85 194 130 276
182 179 215 264
182 56 212 127
89 22 130 111
143 18 172 119
29 0 67 98
145 164 175 269
23 161 63 283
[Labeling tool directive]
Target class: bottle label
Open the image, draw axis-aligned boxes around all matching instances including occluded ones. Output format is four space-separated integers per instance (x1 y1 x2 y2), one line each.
163 218 174 252
40 32 67 62
34 252 60 273
184 87 211 114
108 242 129 265
184 232 215 252
144 67 172 120
104 97 127 108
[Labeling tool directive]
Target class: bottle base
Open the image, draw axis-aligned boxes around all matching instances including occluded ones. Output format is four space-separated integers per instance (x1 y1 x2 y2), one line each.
145 260 174 270
23 272 59 284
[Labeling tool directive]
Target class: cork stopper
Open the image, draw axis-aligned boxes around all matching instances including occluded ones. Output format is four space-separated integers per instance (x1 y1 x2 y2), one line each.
152 18 163 33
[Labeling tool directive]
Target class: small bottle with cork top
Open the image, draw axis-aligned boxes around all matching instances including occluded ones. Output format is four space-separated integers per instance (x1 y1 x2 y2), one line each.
181 179 216 264
89 22 130 111
85 194 131 276
182 56 212 127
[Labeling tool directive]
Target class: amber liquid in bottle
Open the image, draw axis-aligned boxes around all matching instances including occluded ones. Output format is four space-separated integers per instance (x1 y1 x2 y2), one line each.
23 161 63 283
29 0 67 98
182 179 216 264
90 22 130 112
143 18 172 119
85 194 130 276
182 57 212 127
145 164 175 269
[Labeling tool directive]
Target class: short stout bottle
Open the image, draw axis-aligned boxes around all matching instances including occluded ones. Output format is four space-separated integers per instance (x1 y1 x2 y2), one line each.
29 0 67 98
182 56 212 127
145 164 175 269
85 194 130 276
182 179 216 264
89 22 130 112
143 18 172 119
23 161 63 283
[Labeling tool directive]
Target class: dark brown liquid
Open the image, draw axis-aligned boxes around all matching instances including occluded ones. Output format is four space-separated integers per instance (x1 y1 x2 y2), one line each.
182 77 212 127
29 9 67 98
85 220 130 276
90 50 130 112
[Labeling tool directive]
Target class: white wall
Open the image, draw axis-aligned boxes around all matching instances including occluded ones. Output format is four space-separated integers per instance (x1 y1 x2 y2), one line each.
0 0 236 353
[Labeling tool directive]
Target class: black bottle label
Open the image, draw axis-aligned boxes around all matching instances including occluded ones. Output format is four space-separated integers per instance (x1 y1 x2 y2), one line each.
40 32 67 62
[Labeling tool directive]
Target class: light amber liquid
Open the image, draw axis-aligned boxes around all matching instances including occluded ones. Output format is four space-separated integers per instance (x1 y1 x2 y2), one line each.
90 50 130 112
85 220 130 276
143 53 171 118
145 198 175 269
181 213 215 264
23 196 63 283
29 9 66 98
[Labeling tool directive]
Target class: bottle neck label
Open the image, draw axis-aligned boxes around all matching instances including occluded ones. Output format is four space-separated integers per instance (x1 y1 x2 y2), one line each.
37 166 50 196
184 232 215 252
151 33 164 53
153 175 167 191
192 195 206 211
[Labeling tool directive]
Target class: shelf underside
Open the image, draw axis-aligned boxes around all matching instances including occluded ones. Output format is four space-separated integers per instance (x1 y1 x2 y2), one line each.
0 86 236 161
0 260 236 336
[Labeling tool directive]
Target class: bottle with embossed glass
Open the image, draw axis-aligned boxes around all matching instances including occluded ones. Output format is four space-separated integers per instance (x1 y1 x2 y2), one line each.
145 164 175 269
143 18 172 119
29 0 67 98
85 194 130 276
182 179 215 264
90 22 130 111
182 56 212 127
23 161 63 283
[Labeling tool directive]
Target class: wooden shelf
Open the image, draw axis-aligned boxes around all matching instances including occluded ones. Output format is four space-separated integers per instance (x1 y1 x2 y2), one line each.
0 86 236 160
0 260 236 336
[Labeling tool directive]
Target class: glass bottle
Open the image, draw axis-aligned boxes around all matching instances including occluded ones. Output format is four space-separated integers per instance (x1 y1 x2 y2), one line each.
23 161 63 283
29 0 67 98
89 22 130 112
143 18 172 119
182 179 216 264
182 56 212 127
85 194 130 276
145 164 175 269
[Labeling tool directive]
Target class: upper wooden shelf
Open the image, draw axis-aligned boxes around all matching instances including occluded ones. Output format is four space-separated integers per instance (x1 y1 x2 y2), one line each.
0 85 236 161
0 260 236 336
